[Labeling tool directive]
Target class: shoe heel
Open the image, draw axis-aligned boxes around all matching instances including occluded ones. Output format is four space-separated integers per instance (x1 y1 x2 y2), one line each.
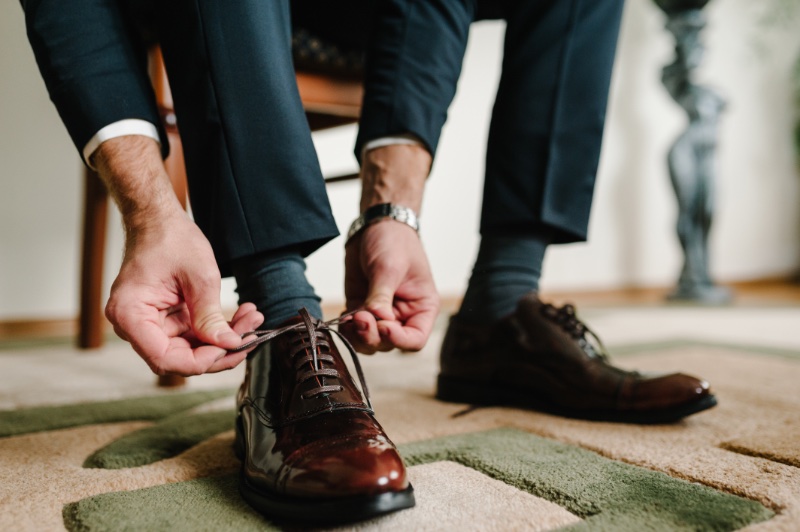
436 374 479 404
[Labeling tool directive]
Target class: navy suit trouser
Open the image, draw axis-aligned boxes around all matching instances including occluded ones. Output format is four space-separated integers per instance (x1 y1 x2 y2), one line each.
357 0 625 243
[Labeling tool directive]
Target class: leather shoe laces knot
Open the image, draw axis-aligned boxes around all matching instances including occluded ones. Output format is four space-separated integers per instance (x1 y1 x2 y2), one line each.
230 308 372 407
540 303 610 362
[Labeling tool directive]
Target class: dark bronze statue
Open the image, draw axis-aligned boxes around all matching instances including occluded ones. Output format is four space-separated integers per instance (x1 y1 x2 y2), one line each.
656 0 732 303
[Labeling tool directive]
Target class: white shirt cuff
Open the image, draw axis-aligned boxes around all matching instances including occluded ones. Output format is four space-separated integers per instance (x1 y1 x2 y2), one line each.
83 119 162 169
361 134 425 160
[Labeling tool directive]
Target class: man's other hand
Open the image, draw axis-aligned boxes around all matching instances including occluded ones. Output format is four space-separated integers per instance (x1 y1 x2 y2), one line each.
342 220 439 354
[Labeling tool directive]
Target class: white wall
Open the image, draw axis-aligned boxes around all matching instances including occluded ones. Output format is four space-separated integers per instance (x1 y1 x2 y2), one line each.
1 0 799 320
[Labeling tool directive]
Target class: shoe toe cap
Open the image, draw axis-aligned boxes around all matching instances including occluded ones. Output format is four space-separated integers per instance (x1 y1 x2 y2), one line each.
282 435 409 498
625 372 712 410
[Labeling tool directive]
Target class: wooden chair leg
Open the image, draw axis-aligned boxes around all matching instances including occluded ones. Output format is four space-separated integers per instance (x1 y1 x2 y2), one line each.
157 375 187 387
79 169 108 349
163 128 188 209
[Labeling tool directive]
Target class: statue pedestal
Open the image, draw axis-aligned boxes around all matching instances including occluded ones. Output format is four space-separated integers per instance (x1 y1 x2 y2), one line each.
667 282 731 305
656 0 732 305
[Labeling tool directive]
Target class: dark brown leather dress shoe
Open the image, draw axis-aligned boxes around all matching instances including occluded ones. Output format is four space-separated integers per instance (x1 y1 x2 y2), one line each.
235 309 414 524
437 293 717 424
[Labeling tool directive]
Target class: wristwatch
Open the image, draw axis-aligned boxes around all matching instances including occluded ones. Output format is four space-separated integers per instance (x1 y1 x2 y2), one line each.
346 203 419 244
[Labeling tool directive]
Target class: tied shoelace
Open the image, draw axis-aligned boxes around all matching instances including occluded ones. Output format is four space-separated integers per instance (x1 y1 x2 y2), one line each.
229 308 372 406
540 303 610 362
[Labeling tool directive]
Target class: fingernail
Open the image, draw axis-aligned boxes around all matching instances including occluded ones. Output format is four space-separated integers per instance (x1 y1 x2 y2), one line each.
356 321 369 331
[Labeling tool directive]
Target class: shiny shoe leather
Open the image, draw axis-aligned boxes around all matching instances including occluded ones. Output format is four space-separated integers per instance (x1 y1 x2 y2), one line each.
437 293 717 424
235 309 414 524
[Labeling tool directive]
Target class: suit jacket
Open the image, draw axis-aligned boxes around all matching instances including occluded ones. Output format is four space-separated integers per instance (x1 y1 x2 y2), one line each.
20 0 342 273
21 0 168 160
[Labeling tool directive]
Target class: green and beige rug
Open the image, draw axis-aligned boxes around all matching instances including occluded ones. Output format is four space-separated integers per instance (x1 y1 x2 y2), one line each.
1 307 799 531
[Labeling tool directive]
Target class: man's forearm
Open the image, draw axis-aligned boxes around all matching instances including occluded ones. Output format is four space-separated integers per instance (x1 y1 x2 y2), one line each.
92 136 186 236
359 144 432 214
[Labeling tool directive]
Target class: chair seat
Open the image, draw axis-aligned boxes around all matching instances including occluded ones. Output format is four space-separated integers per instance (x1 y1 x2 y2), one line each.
297 71 363 119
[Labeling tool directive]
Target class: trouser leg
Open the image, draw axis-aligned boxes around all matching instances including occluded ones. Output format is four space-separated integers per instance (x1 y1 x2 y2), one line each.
156 0 339 276
481 0 624 243
356 0 478 159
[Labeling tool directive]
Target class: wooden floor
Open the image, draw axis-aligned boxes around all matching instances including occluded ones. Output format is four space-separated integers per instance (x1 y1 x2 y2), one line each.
2 278 799 343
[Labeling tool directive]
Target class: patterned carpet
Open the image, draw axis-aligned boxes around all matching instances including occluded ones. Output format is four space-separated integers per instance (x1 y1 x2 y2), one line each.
1 306 799 531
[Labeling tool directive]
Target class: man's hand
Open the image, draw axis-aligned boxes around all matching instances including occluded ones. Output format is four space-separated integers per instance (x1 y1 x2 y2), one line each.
94 135 262 376
106 214 263 375
343 220 439 354
342 142 438 353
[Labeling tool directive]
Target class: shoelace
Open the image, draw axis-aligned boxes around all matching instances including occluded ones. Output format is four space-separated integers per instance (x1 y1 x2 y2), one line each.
540 303 610 362
230 308 372 407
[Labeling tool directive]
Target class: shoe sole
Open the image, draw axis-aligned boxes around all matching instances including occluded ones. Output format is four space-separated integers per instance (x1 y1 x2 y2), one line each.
239 473 415 525
437 374 718 425
234 417 415 525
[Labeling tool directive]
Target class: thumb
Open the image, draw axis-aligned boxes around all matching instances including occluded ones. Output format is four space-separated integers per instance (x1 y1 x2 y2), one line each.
184 279 241 349
364 267 401 321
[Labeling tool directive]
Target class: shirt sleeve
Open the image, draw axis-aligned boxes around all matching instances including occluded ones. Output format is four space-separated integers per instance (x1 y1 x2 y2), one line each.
83 119 162 169
360 134 426 160
21 0 167 164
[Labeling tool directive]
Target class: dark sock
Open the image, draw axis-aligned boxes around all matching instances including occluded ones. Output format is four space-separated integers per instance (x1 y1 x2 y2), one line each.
231 249 322 329
456 234 549 323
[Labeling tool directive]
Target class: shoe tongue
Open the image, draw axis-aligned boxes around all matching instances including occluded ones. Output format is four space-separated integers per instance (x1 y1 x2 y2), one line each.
279 317 370 412
288 348 371 418
277 315 313 327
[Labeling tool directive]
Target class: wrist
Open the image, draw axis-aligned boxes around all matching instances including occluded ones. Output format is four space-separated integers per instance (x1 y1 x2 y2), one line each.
359 144 430 213
346 203 419 246
124 209 190 246
94 136 186 233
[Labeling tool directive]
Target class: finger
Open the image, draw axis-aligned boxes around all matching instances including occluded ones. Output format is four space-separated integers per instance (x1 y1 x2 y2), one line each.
364 268 403 322
118 312 170 366
376 321 428 352
105 291 142 343
206 350 249 373
179 343 230 375
225 309 265 355
338 321 376 355
339 313 393 354
182 275 241 349
352 309 377 328
129 323 210 377
112 323 130 342
107 294 184 371
128 319 228 377
376 306 438 351
231 302 259 324
163 306 192 338
230 306 264 333
352 310 392 351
